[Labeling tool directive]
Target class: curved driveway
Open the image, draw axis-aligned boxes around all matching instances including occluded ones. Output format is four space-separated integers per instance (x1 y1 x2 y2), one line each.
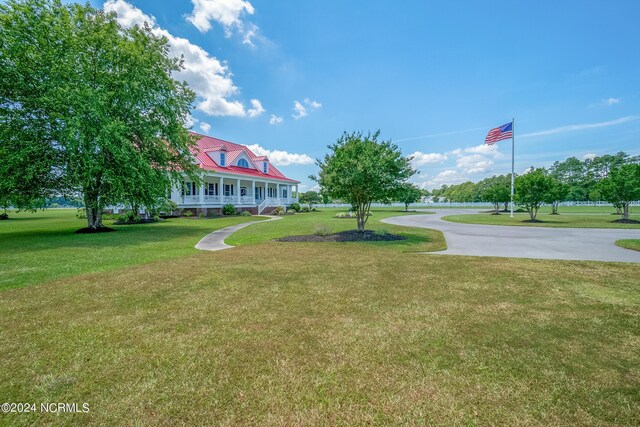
382 209 640 263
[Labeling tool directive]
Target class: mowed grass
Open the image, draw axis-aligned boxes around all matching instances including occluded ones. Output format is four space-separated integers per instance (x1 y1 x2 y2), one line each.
0 208 639 425
617 239 640 252
227 208 445 252
0 209 267 291
1 246 639 425
443 210 640 229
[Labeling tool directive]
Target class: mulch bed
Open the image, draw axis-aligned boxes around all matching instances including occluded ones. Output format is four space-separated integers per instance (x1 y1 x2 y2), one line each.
276 230 406 243
612 218 640 224
74 226 116 234
522 219 544 223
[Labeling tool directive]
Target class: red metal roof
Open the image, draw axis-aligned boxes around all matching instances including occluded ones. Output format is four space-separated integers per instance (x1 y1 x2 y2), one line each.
190 132 300 183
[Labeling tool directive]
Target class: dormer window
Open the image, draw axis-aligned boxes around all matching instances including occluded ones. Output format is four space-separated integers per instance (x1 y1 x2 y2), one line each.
263 161 268 173
220 152 226 166
237 158 249 168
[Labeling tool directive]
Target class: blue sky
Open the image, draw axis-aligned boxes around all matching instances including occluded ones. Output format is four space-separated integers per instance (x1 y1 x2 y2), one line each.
90 1 640 190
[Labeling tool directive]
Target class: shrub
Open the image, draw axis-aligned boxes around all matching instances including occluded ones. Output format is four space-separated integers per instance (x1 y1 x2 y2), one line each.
336 211 355 218
222 204 236 215
272 206 285 215
152 215 159 222
313 224 331 236
289 202 301 212
184 210 193 217
239 211 251 216
76 208 87 219
198 213 205 218
301 206 310 213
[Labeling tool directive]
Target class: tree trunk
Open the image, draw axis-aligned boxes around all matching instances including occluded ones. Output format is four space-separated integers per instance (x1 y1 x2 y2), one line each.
84 192 103 229
623 203 629 220
529 207 537 220
494 202 500 213
552 202 559 214
405 202 409 212
504 202 508 211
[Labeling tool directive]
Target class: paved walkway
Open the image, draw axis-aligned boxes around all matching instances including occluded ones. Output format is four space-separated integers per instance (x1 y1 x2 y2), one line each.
382 209 640 263
195 216 282 251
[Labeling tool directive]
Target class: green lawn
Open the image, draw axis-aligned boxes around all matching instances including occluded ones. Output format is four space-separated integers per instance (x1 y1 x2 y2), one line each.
1 209 639 425
0 209 267 291
227 208 445 252
616 239 640 252
443 211 640 229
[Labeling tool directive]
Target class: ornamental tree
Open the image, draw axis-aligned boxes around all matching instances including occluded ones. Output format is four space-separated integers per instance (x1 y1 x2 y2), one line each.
299 191 322 209
396 183 423 212
313 131 415 232
515 168 553 221
544 176 569 215
0 0 201 230
480 175 511 212
597 164 640 221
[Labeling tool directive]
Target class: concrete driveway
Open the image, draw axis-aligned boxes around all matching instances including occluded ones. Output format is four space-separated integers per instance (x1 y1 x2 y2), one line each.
382 209 640 263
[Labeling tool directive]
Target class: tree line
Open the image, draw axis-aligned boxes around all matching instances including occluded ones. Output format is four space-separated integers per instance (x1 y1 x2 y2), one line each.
429 152 640 220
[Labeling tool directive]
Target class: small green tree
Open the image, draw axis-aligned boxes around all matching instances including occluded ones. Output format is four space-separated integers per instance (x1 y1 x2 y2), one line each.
299 191 322 209
396 183 422 211
515 168 553 221
313 131 415 232
597 164 640 221
544 176 569 215
481 175 511 213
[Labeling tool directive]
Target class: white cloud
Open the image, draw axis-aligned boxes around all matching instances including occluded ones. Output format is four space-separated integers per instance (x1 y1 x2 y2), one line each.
292 98 321 119
304 98 322 109
269 114 283 125
104 0 258 118
247 144 314 166
414 170 467 189
185 115 198 128
247 99 265 118
450 143 504 158
409 151 448 167
292 101 308 119
582 153 597 160
456 154 494 174
603 98 621 106
186 0 259 46
521 116 639 139
199 122 211 133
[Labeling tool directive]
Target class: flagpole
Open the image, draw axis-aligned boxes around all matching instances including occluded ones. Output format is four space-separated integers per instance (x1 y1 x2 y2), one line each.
510 117 515 218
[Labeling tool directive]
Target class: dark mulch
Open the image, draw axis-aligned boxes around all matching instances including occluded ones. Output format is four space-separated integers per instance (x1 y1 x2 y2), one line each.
522 219 544 223
612 218 640 224
74 226 116 234
276 230 406 243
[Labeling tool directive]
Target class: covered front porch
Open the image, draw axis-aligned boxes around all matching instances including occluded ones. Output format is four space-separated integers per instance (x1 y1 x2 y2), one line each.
173 175 299 213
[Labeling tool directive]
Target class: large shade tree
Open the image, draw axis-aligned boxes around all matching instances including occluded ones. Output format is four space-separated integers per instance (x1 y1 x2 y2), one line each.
313 131 415 232
0 0 201 230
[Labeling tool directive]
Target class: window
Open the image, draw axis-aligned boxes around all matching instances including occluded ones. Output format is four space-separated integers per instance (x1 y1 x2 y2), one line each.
237 158 249 168
220 152 226 166
206 183 218 196
240 187 247 196
282 188 288 198
224 184 234 196
263 162 268 173
182 182 197 196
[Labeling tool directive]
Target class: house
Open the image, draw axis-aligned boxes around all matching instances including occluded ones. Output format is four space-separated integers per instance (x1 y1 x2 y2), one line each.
170 133 300 215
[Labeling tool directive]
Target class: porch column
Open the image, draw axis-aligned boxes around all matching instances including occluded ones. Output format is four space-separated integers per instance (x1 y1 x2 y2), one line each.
251 180 256 204
295 185 299 202
220 176 224 203
288 185 292 203
199 182 205 205
265 182 268 202
236 178 241 204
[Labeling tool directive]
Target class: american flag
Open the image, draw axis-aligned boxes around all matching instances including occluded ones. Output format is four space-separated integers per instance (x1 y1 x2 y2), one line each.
484 122 513 145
